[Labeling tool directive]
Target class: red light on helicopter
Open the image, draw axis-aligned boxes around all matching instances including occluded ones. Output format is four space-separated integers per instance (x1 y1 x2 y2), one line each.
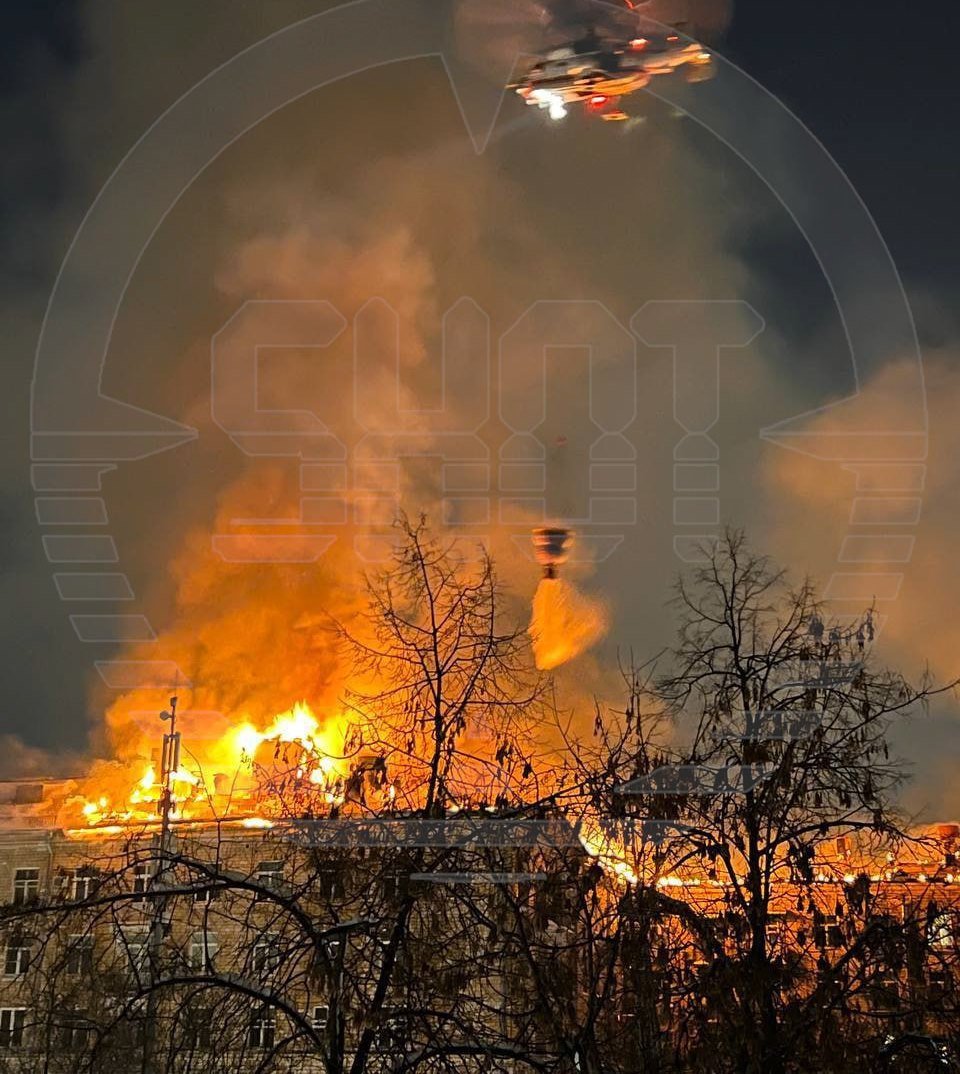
587 94 609 112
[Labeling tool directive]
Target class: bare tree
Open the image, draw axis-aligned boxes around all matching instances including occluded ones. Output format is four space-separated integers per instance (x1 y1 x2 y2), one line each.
561 530 958 1074
336 513 546 816
0 518 576 1074
2 528 958 1074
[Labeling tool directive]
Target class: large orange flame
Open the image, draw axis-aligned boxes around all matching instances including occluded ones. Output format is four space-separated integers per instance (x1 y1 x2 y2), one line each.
74 701 352 827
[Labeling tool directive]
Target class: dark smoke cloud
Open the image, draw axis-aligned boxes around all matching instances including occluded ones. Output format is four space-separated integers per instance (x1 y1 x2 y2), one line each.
1 0 956 823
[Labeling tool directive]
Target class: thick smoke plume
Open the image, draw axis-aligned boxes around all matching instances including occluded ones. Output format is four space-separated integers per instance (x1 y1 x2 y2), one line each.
17 0 960 827
46 0 749 781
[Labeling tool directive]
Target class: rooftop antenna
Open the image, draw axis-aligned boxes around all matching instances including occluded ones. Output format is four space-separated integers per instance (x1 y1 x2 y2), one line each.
143 676 181 1074
158 687 180 838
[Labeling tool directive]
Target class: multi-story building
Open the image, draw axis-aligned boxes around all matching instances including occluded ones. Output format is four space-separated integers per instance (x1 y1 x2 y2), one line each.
0 777 959 1072
0 777 595 1072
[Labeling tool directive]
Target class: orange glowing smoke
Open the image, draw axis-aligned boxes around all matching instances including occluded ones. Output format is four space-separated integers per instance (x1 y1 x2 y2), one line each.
528 578 608 671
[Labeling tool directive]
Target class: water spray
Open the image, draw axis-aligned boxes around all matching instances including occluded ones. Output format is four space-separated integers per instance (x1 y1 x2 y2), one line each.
528 527 607 670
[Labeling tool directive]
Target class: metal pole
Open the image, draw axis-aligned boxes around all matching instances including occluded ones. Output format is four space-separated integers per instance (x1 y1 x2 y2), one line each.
141 694 178 1074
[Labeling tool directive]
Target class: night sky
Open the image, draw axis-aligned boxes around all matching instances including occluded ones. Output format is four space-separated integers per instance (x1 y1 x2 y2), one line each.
1 1 958 805
725 1 960 310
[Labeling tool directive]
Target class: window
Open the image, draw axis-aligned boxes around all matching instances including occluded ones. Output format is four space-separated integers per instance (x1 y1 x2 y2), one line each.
312 1005 329 1031
869 972 901 1012
189 931 219 971
372 1009 403 1053
440 965 468 993
0 1009 26 1049
3 941 30 978
929 912 955 950
929 969 951 1004
193 885 220 904
317 864 343 901
314 939 342 981
132 862 152 899
118 928 150 976
253 936 280 975
115 1000 147 1047
184 1009 212 1051
59 1020 91 1052
12 869 39 907
249 1008 276 1050
64 935 94 977
69 867 99 901
383 872 404 900
813 915 844 950
255 861 283 895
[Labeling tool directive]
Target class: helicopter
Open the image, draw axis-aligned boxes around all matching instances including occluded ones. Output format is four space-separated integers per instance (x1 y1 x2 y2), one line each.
511 26 713 121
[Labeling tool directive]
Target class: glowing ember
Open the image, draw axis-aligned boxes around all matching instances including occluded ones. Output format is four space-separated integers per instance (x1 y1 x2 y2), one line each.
529 578 608 670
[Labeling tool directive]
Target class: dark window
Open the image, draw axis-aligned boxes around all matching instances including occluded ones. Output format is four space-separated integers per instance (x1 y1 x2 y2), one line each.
189 931 219 971
869 973 901 1012
253 936 280 976
59 1021 91 1052
118 929 149 977
249 1008 276 1050
117 1012 147 1048
255 861 283 889
318 864 343 901
813 915 844 950
312 1005 329 1031
12 870 39 907
383 872 404 900
184 1010 212 1051
929 969 951 1005
254 861 283 900
64 936 94 977
0 1009 26 1049
3 942 30 978
69 868 99 901
132 863 151 899
373 1009 404 1052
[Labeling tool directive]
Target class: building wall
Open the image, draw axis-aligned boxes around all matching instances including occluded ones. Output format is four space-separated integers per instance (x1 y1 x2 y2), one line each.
0 815 958 1071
